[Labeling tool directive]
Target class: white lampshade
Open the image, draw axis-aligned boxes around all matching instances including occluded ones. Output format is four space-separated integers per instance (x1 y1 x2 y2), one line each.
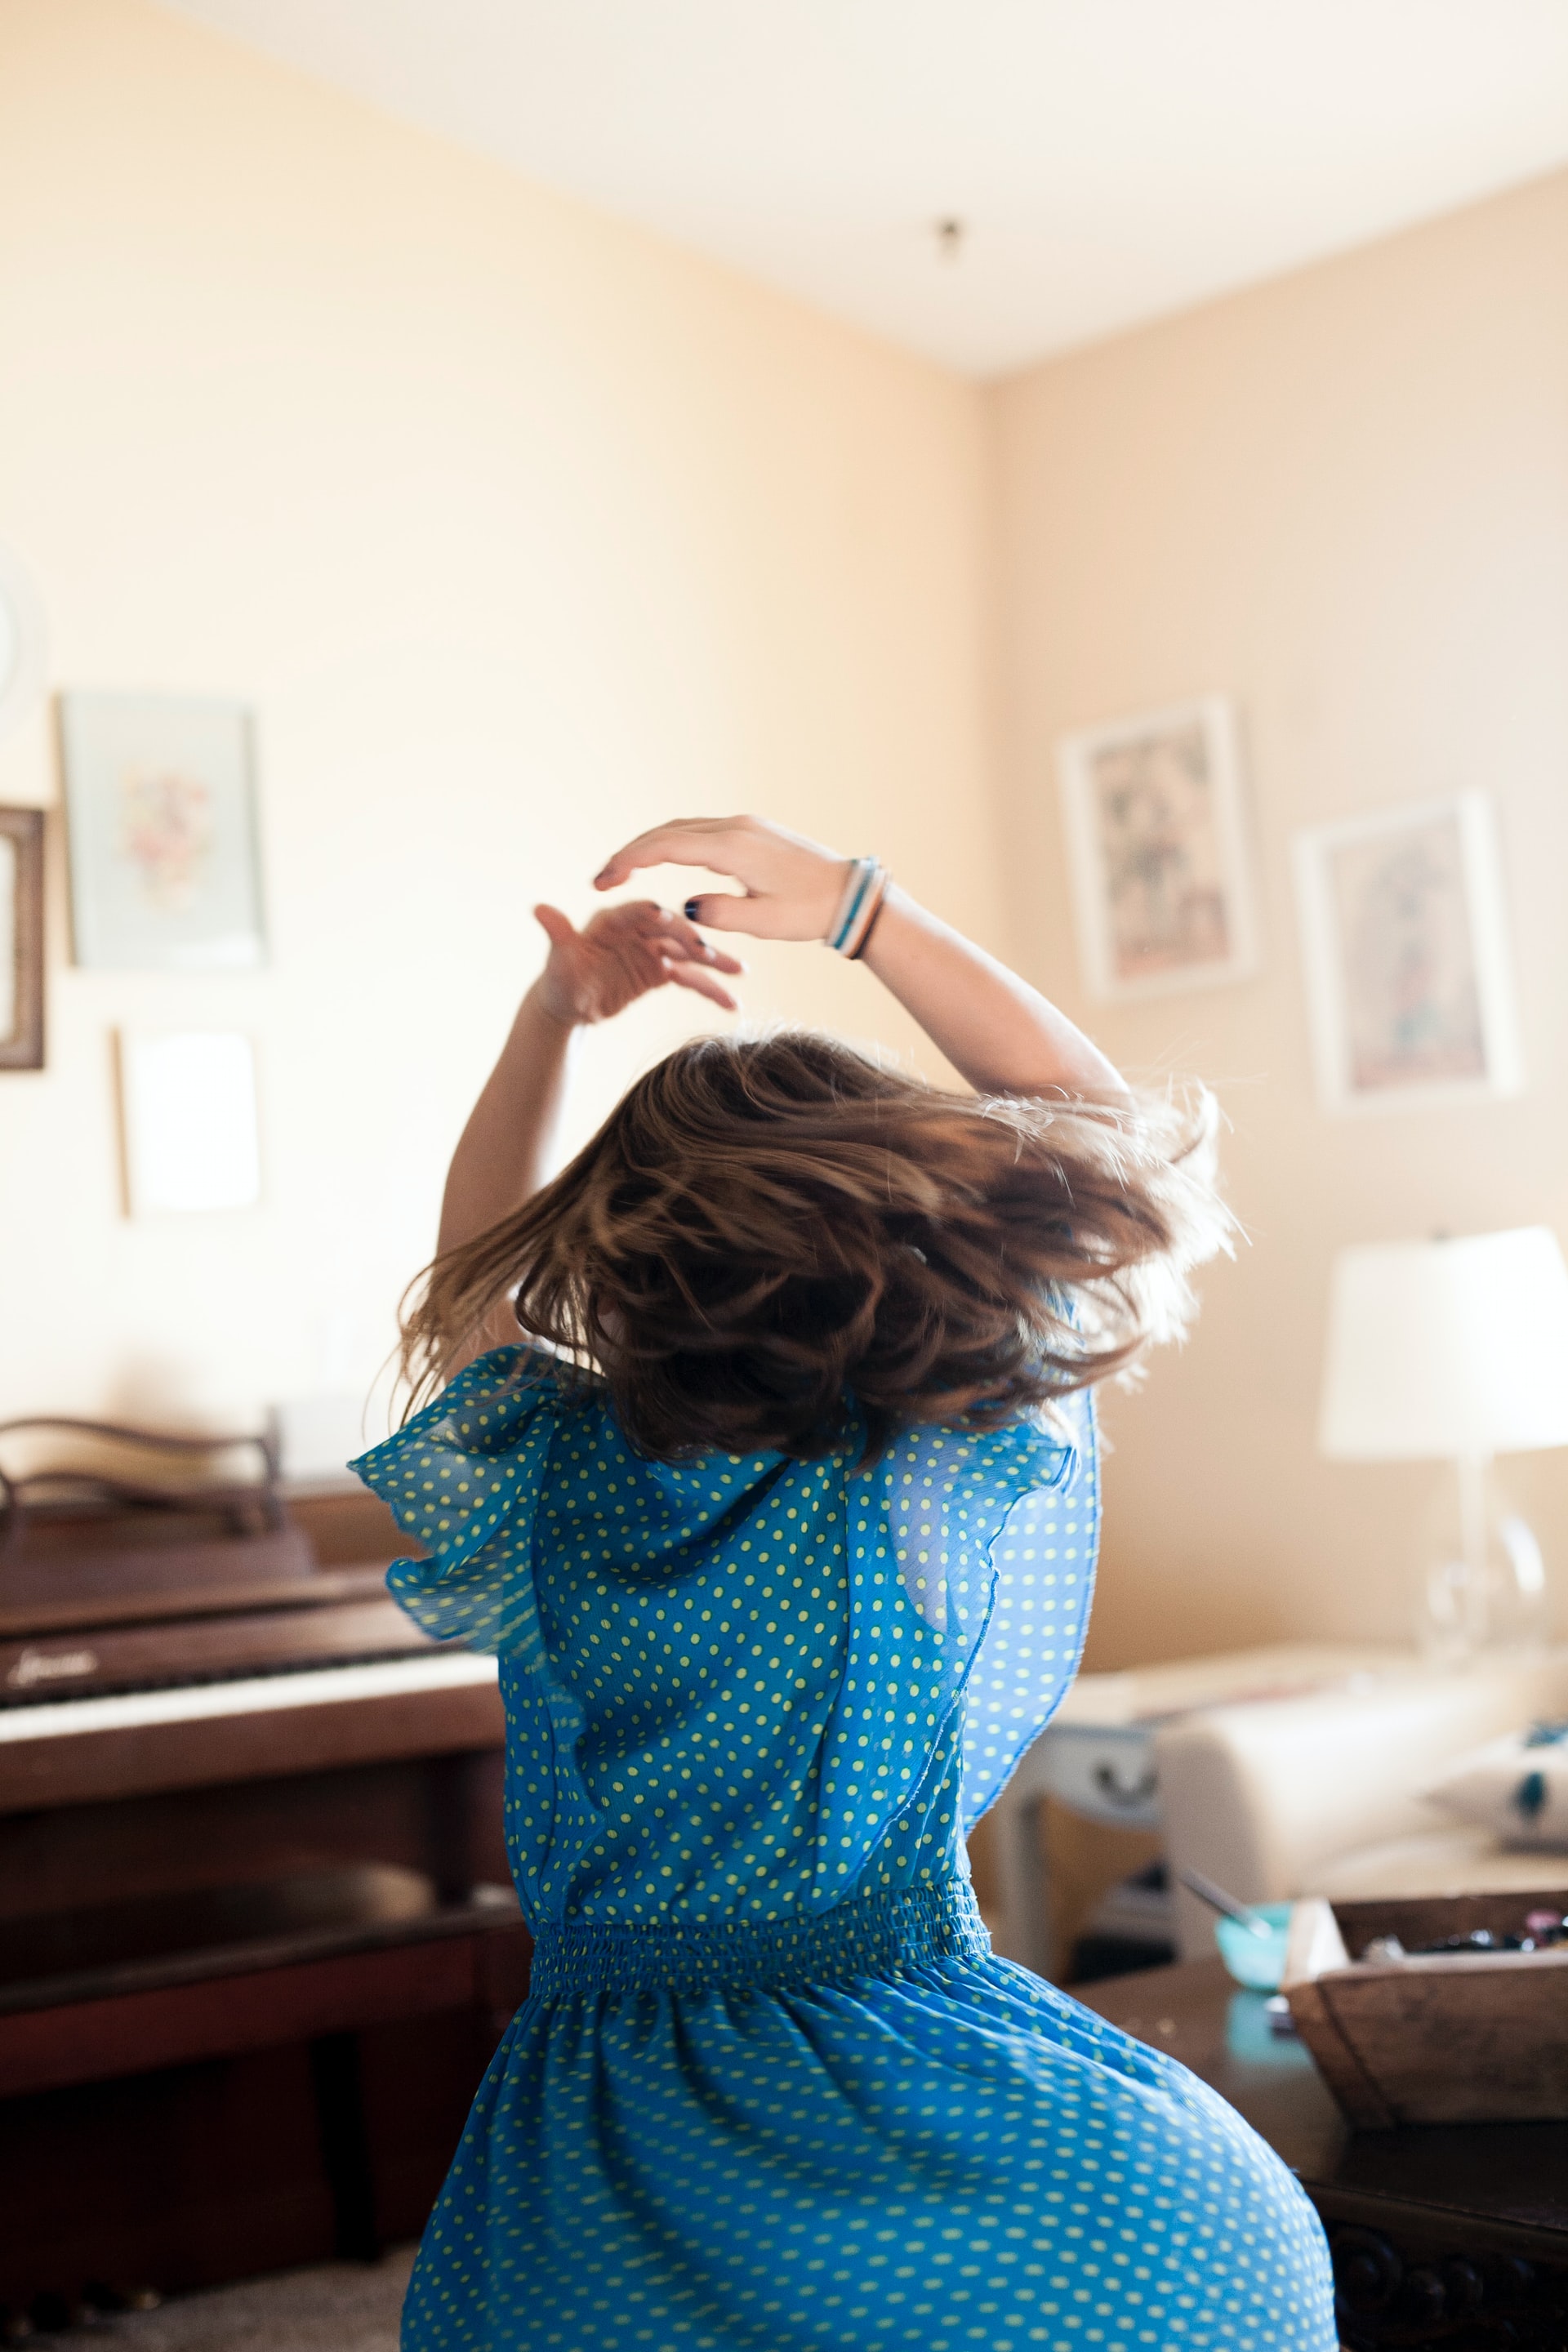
1319 1227 1568 1462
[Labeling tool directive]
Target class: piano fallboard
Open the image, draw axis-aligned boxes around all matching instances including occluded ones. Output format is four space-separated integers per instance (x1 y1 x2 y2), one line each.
1 1593 437 1706
0 1550 410 1644
0 1523 320 1633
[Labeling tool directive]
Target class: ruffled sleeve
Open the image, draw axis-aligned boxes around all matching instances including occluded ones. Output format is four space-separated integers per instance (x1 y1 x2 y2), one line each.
351 1348 612 1916
350 1347 564 1661
809 1392 1098 1906
958 1384 1098 1826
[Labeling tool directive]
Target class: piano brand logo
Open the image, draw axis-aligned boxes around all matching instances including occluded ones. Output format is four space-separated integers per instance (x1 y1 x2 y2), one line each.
7 1646 99 1688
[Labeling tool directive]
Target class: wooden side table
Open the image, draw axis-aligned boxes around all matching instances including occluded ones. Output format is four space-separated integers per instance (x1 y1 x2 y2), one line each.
1076 1956 1568 2350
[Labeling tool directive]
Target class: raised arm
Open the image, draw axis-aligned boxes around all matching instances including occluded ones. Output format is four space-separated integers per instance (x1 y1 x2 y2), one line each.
593 816 1127 1102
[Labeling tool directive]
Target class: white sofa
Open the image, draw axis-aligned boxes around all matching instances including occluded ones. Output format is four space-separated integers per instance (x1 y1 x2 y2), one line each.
1153 1650 1568 1959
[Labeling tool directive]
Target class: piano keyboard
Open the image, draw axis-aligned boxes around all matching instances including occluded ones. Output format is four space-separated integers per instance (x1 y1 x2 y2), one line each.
0 1651 500 1745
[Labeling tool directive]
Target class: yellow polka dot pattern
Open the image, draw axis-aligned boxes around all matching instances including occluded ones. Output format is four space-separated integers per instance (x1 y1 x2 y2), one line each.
351 1351 1337 2350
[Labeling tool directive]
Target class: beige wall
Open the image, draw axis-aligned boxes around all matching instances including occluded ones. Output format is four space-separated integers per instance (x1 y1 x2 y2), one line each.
5 0 1565 1661
0 0 998 1438
991 172 1568 1664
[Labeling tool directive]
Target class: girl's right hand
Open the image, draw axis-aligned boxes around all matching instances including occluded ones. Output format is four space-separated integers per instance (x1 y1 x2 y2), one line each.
594 815 852 942
532 900 742 1026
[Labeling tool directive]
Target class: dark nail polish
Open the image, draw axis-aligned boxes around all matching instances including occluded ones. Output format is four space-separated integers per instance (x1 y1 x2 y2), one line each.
684 898 701 920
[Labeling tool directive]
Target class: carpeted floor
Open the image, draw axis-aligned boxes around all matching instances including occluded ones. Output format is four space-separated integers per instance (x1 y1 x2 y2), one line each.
83 2249 415 2352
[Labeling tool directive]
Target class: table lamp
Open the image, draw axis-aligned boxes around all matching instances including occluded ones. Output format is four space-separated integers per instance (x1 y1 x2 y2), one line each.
1319 1227 1568 1656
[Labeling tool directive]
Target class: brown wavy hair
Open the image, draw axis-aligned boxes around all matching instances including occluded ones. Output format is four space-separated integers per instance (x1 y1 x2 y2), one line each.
398 1031 1229 1462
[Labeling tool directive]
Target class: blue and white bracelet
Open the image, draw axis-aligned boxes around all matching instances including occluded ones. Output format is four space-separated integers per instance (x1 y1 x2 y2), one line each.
826 857 890 958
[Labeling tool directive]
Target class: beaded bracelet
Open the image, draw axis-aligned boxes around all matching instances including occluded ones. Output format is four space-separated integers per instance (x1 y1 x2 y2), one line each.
826 857 889 956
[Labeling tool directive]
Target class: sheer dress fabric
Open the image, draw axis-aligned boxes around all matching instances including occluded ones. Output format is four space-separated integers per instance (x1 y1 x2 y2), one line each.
354 1351 1334 2352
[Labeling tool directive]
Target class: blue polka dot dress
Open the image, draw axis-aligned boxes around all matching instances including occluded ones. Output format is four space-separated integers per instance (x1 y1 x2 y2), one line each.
352 1349 1335 2352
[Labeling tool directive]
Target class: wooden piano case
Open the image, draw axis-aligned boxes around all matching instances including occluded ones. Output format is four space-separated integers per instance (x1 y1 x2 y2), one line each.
0 1425 532 2320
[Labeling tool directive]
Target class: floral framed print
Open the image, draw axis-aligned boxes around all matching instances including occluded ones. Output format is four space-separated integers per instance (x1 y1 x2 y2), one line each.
59 693 266 971
1057 696 1259 1000
1293 792 1524 1116
0 806 44 1070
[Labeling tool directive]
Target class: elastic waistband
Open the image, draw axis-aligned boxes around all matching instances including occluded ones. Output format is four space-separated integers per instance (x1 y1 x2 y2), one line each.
528 1877 989 2003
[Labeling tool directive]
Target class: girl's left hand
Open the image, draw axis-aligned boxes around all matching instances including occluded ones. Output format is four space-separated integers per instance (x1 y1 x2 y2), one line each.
594 815 850 942
532 901 743 1027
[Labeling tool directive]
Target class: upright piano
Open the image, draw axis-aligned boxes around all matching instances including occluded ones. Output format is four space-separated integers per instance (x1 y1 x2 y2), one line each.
0 1419 531 2327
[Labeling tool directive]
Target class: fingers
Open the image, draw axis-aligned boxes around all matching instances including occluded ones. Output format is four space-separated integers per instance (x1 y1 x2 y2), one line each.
662 957 741 1011
593 817 842 942
532 902 579 947
601 898 746 971
594 817 755 892
678 889 813 941
679 892 755 934
534 896 743 1013
663 908 744 972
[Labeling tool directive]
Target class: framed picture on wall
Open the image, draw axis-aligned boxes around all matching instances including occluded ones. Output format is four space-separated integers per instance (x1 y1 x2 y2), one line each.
59 693 266 971
0 805 44 1070
116 1030 262 1215
1293 792 1524 1115
1056 696 1259 1000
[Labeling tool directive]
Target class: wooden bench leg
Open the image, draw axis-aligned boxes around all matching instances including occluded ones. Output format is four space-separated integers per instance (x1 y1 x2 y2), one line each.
309 2032 381 2262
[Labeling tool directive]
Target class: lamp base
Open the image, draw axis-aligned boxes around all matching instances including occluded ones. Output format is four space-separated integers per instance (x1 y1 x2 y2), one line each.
1419 1454 1548 1660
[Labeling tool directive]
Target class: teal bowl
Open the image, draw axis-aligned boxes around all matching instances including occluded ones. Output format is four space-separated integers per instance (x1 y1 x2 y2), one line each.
1214 1902 1294 1991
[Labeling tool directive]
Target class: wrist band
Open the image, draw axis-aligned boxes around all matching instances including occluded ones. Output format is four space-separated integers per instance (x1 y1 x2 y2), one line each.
849 878 890 960
826 858 889 956
836 861 889 957
824 858 874 949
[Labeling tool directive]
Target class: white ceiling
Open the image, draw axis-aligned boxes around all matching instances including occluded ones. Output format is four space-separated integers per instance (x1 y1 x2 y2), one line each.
163 1 1568 377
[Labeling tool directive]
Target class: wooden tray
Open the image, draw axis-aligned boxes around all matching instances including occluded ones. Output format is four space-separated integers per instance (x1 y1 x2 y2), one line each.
1282 1886 1568 2128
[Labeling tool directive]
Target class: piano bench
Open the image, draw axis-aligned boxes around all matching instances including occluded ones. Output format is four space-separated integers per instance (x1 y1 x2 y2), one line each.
0 1899 532 2313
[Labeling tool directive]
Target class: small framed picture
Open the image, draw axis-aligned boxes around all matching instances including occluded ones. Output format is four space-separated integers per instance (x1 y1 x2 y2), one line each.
0 806 44 1071
1293 793 1524 1115
117 1031 262 1214
1057 696 1259 999
59 693 266 971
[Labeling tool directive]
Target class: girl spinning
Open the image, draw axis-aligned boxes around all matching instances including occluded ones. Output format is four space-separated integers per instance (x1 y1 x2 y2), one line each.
355 815 1336 2352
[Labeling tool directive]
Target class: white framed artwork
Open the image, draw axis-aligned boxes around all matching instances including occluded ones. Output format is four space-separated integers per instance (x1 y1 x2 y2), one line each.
60 693 266 971
118 1031 262 1214
1293 793 1524 1116
1056 696 1259 1000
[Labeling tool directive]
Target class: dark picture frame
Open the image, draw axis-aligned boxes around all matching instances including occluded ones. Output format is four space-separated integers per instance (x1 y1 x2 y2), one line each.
0 805 44 1070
